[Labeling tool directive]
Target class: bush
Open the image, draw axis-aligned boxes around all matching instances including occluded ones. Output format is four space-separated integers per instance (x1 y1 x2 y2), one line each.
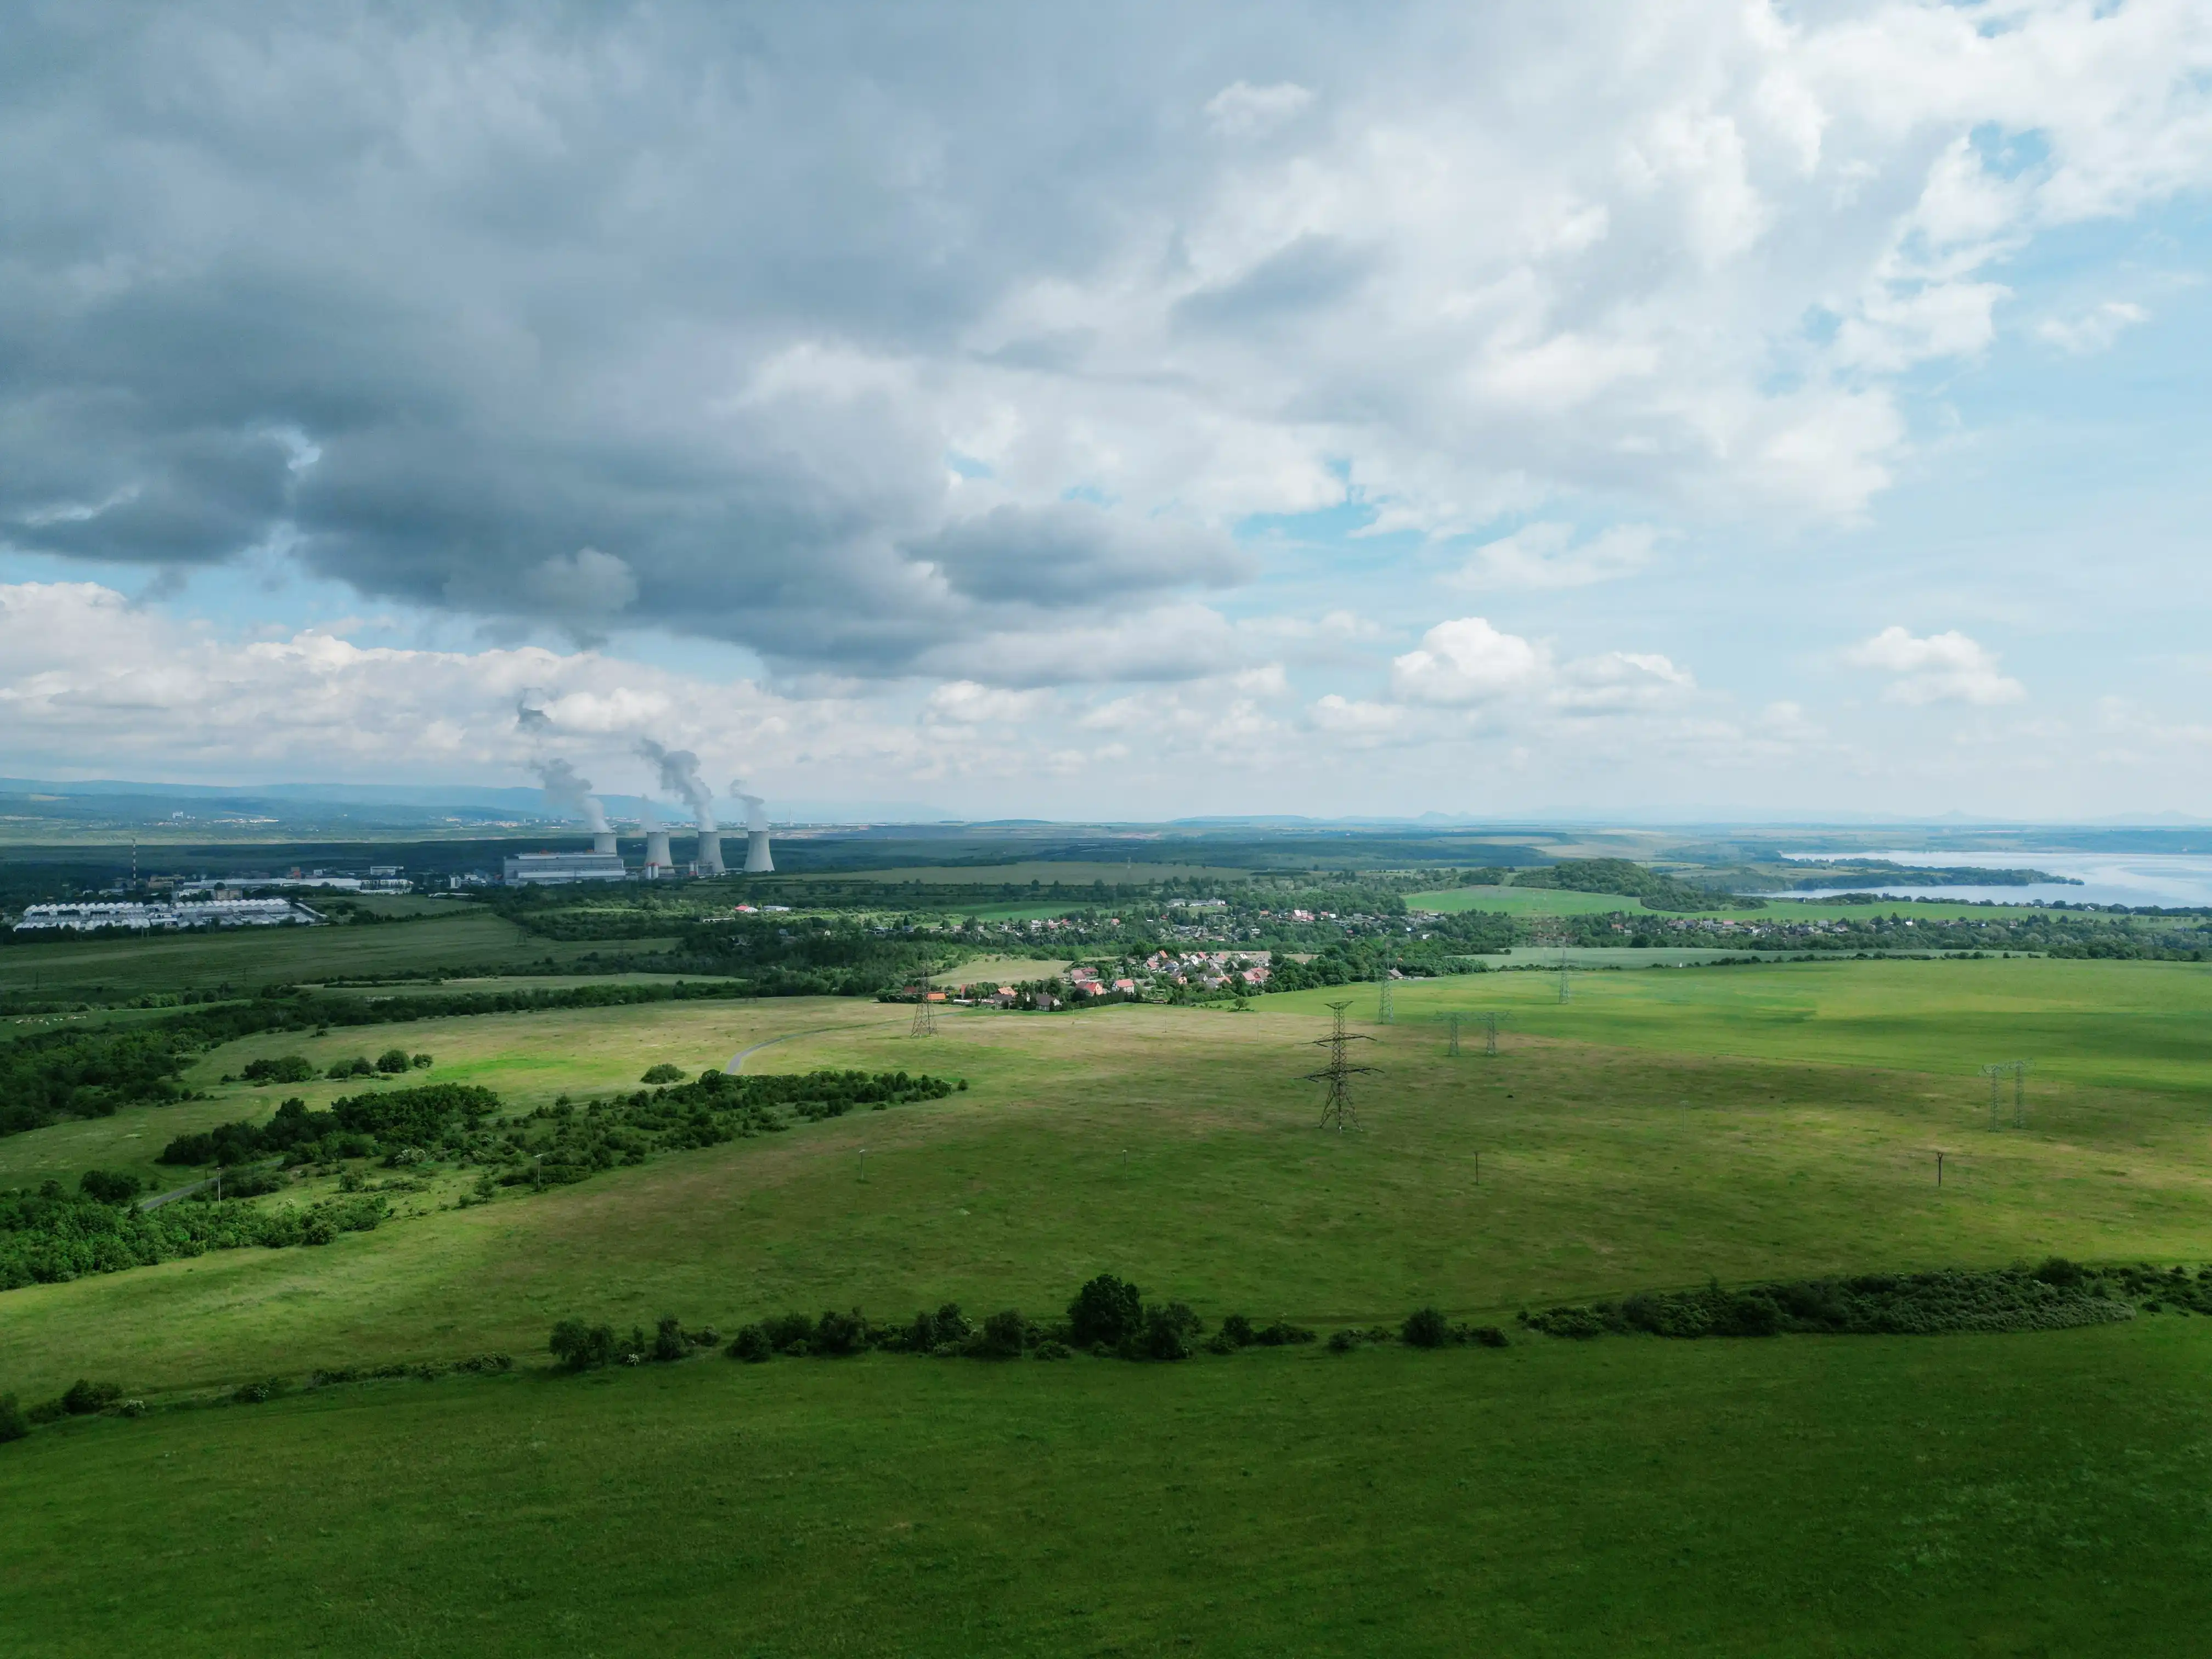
728 1324 774 1363
978 1310 1028 1359
812 1309 868 1357
549 1318 619 1372
410 1053 433 1069
241 1054 317 1085
77 1169 142 1205
640 1064 686 1084
327 1057 375 1080
1068 1273 1144 1349
232 1379 282 1404
1401 1307 1449 1348
1032 1339 1071 1360
375 1048 411 1074
651 1316 686 1362
1326 1329 1362 1353
906 1302 972 1354
1217 1313 1256 1348
762 1312 816 1353
1254 1320 1316 1347
1133 1302 1201 1362
0 1395 26 1443
60 1379 121 1415
1470 1325 1509 1348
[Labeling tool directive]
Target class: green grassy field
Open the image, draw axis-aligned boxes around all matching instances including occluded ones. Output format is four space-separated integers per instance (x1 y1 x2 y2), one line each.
1281 955 2212 1098
7 950 2212 1653
1408 886 2034 921
0 910 642 997
5 1319 2209 1657
844 861 1250 887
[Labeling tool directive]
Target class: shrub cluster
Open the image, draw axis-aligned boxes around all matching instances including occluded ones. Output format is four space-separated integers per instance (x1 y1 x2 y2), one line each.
160 1083 503 1167
0 1182 387 1290
1517 1262 2142 1340
492 1069 955 1189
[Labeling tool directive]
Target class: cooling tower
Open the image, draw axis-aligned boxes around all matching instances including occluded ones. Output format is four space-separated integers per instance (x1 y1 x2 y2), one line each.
744 829 774 873
644 830 673 877
592 832 618 857
696 832 724 876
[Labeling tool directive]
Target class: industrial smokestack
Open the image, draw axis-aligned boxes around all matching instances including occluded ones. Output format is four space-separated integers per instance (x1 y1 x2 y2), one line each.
531 757 610 836
639 801 672 879
735 787 774 874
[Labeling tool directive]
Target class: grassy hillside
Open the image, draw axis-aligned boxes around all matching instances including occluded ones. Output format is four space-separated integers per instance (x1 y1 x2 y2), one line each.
4 1321 2209 1657
5 966 2212 1397
7 949 2212 1654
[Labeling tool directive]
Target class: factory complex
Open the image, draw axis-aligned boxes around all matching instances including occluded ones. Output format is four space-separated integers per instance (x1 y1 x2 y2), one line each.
12 898 324 933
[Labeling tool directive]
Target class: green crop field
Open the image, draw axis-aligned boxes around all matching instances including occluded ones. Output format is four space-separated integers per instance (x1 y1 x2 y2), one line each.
0 910 648 998
842 861 1250 887
1408 886 2036 921
5 949 2212 1654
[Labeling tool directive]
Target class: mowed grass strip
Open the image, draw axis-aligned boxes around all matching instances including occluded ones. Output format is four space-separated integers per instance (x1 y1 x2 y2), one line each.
5 986 2212 1396
2 1321 2209 1657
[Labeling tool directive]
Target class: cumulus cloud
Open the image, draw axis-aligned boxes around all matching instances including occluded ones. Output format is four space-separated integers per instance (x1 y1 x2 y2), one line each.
2035 301 2151 354
1389 617 1550 705
0 0 2203 687
1443 522 1658 591
1844 625 2026 706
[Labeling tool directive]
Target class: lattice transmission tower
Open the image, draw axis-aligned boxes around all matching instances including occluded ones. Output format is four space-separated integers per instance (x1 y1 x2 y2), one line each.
1376 960 1395 1025
1978 1058 2030 1128
910 998 938 1037
1305 1000 1379 1133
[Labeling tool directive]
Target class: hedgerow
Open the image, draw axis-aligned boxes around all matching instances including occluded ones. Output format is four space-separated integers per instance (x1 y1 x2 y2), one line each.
1516 1261 2145 1340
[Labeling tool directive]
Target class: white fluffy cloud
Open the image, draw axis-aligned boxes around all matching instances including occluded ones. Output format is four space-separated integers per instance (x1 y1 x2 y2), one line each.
1844 625 2027 706
1390 618 1551 706
3 0 2208 675
1443 523 1659 591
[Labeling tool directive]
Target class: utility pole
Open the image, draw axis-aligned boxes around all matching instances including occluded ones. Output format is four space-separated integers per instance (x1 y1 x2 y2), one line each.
1306 1000 1379 1133
1446 1011 1462 1056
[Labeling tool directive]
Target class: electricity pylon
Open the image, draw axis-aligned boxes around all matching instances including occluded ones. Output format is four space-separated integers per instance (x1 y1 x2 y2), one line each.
1376 964 1395 1025
1306 1000 1379 1133
1978 1059 2030 1128
1446 1011 1462 1056
910 998 938 1037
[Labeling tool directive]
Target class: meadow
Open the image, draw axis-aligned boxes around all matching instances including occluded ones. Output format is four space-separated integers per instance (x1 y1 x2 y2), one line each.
0 907 646 999
1408 885 2033 921
5 949 2212 1653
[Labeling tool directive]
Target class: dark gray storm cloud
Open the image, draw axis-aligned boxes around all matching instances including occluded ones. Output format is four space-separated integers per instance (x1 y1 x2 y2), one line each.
0 1 1300 675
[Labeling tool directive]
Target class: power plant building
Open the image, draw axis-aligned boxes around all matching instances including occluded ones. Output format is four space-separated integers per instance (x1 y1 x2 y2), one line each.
503 851 629 885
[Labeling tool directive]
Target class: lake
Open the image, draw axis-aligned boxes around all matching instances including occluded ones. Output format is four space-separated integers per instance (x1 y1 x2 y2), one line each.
1772 849 2212 909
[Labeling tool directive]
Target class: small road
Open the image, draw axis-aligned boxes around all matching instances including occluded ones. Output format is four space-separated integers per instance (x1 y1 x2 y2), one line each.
137 1159 281 1212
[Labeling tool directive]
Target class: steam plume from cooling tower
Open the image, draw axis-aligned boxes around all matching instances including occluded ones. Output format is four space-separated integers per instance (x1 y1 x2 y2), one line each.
529 757 610 835
637 738 716 833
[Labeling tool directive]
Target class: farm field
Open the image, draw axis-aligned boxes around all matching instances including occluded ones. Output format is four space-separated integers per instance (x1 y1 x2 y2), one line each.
1408 885 2040 921
4 1319 2208 1657
841 861 1250 887
6 951 2212 1654
0 910 642 998
929 954 1075 985
1278 955 2212 1099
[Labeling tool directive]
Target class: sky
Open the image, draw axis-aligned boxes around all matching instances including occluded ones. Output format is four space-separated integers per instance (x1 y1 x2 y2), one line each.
2 0 2210 822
